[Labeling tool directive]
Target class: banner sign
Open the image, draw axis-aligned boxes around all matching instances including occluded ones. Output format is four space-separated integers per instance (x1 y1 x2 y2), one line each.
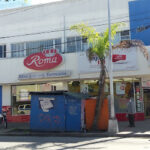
142 77 150 87
24 49 63 70
18 70 71 80
78 48 138 73
112 54 126 62
113 48 138 71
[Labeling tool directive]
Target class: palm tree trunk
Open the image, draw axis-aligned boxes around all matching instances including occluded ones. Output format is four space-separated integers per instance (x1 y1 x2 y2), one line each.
92 58 106 130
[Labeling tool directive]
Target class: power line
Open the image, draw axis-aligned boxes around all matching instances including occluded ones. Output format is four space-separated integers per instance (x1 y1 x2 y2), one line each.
0 11 149 54
0 26 145 57
0 1 150 27
1 3 150 40
0 22 148 57
1 0 150 32
0 15 148 40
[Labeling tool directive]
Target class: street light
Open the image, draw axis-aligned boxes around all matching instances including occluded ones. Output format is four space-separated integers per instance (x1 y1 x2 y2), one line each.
107 0 119 133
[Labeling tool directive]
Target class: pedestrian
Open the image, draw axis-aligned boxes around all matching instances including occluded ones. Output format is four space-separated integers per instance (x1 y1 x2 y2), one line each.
127 94 136 127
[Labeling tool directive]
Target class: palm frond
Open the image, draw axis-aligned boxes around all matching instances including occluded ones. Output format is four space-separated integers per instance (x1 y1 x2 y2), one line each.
86 47 97 62
113 40 148 60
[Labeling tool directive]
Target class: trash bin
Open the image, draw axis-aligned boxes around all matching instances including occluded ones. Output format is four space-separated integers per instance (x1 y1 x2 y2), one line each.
30 91 88 132
65 93 84 132
30 91 66 131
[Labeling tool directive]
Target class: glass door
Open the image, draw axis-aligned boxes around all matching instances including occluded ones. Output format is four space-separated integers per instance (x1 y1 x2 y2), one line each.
144 89 150 118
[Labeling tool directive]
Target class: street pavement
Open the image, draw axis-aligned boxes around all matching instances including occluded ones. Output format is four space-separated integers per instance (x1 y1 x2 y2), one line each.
1 119 150 137
0 136 150 150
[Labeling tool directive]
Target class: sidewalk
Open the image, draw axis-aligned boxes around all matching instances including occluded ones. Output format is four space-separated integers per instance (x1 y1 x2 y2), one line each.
1 119 150 137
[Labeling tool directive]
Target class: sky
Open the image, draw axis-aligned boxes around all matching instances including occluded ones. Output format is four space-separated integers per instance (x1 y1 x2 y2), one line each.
31 0 63 5
0 0 63 10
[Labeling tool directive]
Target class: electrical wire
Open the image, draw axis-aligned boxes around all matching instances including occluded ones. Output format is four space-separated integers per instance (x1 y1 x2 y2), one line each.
0 18 149 56
0 1 150 56
1 1 150 40
0 0 150 26
0 15 147 40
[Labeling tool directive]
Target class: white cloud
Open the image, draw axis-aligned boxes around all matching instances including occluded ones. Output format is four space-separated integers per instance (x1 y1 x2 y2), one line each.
31 0 63 5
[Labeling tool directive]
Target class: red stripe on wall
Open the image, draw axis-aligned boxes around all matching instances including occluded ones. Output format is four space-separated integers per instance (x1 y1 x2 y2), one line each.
116 113 144 121
2 106 30 122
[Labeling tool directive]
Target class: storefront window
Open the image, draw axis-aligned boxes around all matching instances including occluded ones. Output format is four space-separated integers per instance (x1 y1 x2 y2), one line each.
68 81 80 93
68 78 143 114
114 78 143 113
11 82 64 115
81 80 99 96
68 80 109 97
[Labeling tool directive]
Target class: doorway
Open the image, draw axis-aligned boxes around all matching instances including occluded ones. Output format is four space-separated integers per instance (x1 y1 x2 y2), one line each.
144 89 150 118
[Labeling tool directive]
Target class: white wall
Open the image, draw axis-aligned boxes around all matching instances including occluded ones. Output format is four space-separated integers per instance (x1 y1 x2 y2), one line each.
0 47 149 84
2 85 11 106
0 0 130 45
0 53 79 84
113 47 150 78
0 0 147 107
0 0 140 106
0 0 134 84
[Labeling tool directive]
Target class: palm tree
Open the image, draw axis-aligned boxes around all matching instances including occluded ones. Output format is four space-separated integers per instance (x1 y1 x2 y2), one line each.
71 23 149 130
70 23 121 129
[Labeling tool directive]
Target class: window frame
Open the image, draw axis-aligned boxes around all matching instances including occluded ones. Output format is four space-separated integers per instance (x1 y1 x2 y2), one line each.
11 38 62 58
0 45 6 58
66 36 88 53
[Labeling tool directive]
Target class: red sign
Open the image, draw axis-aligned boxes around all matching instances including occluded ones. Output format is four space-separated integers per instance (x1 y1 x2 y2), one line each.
24 49 63 70
112 54 126 62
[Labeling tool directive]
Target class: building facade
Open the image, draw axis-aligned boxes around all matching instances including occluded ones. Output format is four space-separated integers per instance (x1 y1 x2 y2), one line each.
0 0 149 122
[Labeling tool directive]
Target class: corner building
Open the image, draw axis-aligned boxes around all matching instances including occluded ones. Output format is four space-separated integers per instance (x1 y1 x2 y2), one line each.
0 0 149 122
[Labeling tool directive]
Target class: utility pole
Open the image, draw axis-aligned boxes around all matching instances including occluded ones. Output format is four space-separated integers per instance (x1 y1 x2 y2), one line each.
107 0 119 133
64 16 66 53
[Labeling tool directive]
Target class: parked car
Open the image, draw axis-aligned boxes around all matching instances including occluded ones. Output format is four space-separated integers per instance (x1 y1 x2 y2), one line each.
18 104 31 115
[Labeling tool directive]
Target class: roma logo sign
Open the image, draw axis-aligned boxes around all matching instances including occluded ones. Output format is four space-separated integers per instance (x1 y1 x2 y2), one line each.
112 54 126 62
24 49 63 70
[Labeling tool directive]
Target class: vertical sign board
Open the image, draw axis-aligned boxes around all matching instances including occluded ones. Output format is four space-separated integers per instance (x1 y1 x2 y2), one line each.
0 86 2 113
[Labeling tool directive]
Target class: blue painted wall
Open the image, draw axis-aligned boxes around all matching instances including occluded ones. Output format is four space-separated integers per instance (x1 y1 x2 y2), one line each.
129 0 150 45
30 92 83 132
30 94 66 131
0 86 2 113
65 95 81 132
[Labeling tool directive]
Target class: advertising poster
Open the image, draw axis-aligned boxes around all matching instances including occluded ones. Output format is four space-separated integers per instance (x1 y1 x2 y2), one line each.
78 48 138 73
80 84 89 94
39 97 55 112
116 82 125 95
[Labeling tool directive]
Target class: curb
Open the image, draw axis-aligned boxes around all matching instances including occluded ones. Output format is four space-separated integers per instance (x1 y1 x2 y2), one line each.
0 132 109 137
1 132 150 137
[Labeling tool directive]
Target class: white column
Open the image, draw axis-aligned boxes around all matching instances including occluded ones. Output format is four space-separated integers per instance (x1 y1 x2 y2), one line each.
107 0 118 134
2 85 11 106
6 43 11 58
62 82 68 91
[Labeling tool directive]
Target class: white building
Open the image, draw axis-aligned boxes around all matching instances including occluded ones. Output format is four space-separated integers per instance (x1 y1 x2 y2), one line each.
0 0 149 121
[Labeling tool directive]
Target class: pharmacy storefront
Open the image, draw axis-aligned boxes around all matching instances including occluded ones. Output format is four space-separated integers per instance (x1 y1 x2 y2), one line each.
77 48 145 121
1 49 74 122
0 48 146 122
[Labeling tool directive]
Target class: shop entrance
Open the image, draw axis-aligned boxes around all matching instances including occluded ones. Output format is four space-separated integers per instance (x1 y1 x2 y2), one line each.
144 89 150 118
